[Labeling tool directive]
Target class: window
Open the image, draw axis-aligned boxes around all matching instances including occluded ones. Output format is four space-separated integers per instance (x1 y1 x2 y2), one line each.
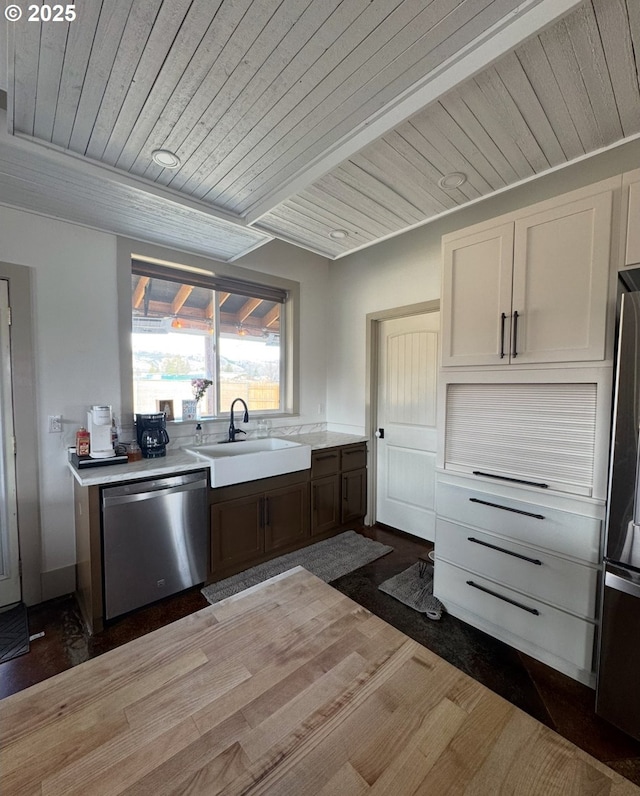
131 260 288 420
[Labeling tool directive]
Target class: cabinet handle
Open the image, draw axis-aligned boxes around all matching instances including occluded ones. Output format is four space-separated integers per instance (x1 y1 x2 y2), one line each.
500 312 506 359
467 536 543 566
314 453 336 461
343 476 349 502
264 496 270 528
466 580 539 615
512 310 519 358
472 471 548 489
469 497 544 520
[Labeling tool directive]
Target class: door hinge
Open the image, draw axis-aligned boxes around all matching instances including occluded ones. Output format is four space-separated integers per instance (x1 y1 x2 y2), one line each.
7 306 11 326
12 436 16 456
18 559 22 577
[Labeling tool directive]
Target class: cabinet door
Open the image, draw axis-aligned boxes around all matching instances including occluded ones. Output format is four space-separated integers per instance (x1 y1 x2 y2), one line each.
342 468 367 524
441 223 514 367
264 482 309 552
210 495 263 574
511 189 612 364
311 474 340 536
624 171 640 267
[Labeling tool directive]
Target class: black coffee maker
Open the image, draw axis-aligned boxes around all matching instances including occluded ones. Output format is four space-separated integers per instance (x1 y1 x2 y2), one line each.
135 413 170 458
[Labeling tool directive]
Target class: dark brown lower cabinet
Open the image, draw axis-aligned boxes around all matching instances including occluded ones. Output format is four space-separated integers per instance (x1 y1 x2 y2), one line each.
264 482 309 552
342 468 367 523
210 494 263 575
210 470 309 578
209 443 367 581
310 443 368 535
310 474 341 536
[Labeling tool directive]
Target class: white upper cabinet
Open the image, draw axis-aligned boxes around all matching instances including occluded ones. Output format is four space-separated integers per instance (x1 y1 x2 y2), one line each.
623 168 640 267
441 181 615 367
442 223 514 367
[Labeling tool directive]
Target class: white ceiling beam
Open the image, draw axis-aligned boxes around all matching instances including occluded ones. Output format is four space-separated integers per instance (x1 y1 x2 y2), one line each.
244 0 586 226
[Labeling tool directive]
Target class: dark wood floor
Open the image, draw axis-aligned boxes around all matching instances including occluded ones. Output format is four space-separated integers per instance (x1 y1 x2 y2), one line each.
2 525 639 787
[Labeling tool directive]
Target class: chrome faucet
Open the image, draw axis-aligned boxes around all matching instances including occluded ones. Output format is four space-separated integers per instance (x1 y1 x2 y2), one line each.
228 398 249 442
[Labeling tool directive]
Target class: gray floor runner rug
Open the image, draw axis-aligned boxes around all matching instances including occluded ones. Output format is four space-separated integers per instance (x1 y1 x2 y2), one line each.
379 562 444 621
202 530 393 605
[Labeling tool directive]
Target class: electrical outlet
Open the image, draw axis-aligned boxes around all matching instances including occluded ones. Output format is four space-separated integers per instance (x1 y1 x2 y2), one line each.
48 415 62 433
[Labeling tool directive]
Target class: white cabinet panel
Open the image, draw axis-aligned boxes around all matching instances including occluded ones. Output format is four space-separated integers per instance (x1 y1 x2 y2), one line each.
441 180 614 367
444 382 598 497
434 559 596 682
437 480 602 563
624 171 640 266
441 223 514 367
512 190 612 363
436 519 599 618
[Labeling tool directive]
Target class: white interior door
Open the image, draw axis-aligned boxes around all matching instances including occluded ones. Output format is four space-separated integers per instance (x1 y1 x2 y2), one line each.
376 312 439 541
0 280 21 607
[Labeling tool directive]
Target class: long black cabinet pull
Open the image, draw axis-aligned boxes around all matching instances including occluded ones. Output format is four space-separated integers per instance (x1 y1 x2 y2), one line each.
314 453 337 461
468 536 543 566
472 471 548 489
500 312 506 359
466 580 540 615
469 497 544 520
512 310 519 357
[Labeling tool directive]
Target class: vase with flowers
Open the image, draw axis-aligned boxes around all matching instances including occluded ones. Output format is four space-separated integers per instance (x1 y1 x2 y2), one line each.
191 378 213 418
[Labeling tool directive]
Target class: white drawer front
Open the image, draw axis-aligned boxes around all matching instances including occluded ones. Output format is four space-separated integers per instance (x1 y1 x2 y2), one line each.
437 481 601 563
434 560 595 673
436 519 598 618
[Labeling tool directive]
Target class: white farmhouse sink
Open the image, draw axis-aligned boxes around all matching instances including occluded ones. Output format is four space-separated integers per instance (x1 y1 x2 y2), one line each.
184 437 311 487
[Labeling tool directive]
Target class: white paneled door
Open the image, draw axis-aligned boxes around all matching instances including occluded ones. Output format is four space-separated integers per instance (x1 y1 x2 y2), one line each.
0 280 20 607
376 312 439 541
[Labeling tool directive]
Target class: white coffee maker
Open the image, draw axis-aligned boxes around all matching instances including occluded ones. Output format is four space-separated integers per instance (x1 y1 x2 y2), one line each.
87 405 115 458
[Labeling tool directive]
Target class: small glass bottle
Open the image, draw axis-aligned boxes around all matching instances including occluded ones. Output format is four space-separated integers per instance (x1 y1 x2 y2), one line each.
194 422 203 445
127 440 142 462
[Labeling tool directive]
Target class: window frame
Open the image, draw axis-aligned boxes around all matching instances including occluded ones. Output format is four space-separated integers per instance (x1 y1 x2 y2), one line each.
117 239 299 426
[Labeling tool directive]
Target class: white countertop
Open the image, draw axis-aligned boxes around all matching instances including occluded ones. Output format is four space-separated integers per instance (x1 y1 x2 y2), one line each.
68 432 368 487
278 431 368 450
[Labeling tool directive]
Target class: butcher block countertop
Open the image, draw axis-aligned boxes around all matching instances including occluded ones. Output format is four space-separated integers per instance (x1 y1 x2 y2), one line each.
1 568 638 795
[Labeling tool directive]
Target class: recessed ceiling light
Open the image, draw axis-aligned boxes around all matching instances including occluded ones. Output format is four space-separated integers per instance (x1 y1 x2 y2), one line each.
151 149 181 169
329 229 349 240
438 172 467 190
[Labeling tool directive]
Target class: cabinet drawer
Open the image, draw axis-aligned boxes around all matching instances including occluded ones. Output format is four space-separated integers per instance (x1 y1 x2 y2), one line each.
436 519 598 618
341 443 367 472
311 449 340 478
437 481 601 563
434 559 595 673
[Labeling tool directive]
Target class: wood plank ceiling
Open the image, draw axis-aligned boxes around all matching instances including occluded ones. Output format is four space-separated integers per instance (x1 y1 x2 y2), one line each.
2 0 639 260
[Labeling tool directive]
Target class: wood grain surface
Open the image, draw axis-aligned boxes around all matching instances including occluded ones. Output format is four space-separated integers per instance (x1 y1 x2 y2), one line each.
1 566 638 795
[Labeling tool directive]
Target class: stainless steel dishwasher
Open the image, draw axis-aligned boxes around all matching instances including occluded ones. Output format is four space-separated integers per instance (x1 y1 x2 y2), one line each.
102 471 208 620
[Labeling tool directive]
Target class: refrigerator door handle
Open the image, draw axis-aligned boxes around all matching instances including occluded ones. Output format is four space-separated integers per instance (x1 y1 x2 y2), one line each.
605 571 640 599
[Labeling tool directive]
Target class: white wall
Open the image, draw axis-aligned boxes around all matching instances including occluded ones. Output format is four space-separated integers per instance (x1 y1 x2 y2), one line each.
326 230 441 433
0 208 117 596
229 239 330 427
327 138 640 434
0 209 329 600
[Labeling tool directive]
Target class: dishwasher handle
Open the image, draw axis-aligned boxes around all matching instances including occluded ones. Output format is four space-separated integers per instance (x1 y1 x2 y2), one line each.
102 477 207 508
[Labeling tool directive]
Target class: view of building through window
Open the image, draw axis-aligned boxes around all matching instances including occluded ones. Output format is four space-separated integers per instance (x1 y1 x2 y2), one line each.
131 270 282 419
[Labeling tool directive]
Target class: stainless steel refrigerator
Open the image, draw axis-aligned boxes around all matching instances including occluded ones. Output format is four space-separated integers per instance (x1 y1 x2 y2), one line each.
596 288 640 740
